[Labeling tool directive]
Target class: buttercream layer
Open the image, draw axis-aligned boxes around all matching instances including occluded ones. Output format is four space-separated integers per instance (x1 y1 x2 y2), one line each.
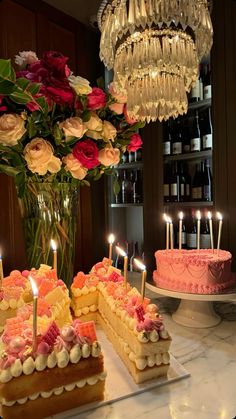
0 355 104 401
0 379 105 419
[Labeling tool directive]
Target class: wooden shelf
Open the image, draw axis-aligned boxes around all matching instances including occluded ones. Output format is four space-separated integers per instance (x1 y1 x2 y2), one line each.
110 203 143 208
164 201 213 208
164 150 212 162
114 162 143 170
188 98 212 111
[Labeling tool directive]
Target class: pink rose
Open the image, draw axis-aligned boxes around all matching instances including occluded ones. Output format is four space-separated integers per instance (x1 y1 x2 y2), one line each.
124 105 138 124
109 83 127 103
87 87 106 110
98 147 120 167
73 139 100 169
127 133 143 152
109 102 124 115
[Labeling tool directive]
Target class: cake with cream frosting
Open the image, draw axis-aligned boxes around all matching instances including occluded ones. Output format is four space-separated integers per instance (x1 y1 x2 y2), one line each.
153 249 235 294
0 317 106 419
71 258 171 384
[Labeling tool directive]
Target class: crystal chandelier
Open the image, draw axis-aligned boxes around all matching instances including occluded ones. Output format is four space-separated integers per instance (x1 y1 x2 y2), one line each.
98 0 213 123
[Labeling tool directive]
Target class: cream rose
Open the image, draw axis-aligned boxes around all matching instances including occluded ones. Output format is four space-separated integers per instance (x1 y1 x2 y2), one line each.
98 147 120 167
0 114 26 146
59 117 87 140
24 138 61 175
103 121 117 142
109 82 127 103
63 153 87 180
68 75 92 95
84 113 103 140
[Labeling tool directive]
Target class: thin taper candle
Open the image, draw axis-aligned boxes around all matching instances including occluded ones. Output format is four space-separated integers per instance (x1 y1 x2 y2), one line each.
217 212 223 255
116 246 128 289
29 276 38 353
207 211 214 251
51 239 57 275
164 214 170 250
196 210 201 251
0 252 4 286
134 258 147 301
108 234 115 260
179 212 183 250
170 219 174 250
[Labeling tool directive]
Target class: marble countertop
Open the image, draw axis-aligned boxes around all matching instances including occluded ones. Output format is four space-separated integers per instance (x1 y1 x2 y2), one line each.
77 279 236 419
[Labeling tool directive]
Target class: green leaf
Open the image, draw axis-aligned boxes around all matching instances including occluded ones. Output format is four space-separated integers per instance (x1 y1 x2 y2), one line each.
36 96 48 114
10 88 32 104
0 59 16 82
0 80 16 94
113 176 121 196
27 82 41 96
27 116 37 138
81 179 90 187
16 78 31 90
53 123 63 145
82 110 91 122
0 164 21 177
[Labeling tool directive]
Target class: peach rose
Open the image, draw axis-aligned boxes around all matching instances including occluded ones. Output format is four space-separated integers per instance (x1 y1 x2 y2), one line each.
59 117 87 140
103 121 117 142
98 147 120 167
0 114 26 146
84 113 103 140
109 83 127 103
24 138 61 175
63 153 88 180
109 102 124 114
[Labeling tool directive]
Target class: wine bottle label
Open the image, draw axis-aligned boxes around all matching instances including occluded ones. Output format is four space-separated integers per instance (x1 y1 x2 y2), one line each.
192 187 202 200
164 184 169 197
163 142 171 155
183 144 190 153
200 234 211 249
177 232 187 245
203 185 211 200
180 184 185 197
204 85 212 100
203 134 212 149
171 183 178 196
190 80 200 100
187 233 197 248
190 138 201 152
172 142 182 155
186 184 190 196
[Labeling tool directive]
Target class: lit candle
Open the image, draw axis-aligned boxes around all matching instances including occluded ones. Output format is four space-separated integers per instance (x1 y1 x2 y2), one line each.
50 239 57 275
0 251 4 286
163 214 170 250
108 234 115 260
29 275 38 352
217 212 223 255
134 258 147 300
179 212 184 250
169 217 174 250
116 246 128 288
196 210 201 251
207 211 214 251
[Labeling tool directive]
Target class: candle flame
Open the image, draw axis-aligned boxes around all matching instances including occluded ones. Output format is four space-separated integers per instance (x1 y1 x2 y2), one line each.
163 213 169 222
29 275 38 297
207 211 212 220
108 234 115 244
134 258 146 271
179 211 184 220
196 210 201 220
0 250 2 260
116 246 127 257
217 212 223 221
168 217 172 224
50 239 57 252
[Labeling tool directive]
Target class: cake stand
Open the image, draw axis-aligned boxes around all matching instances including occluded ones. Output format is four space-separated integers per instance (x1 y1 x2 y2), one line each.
146 282 236 328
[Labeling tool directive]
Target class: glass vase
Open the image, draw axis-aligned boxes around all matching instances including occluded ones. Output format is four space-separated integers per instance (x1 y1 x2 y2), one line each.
18 181 80 286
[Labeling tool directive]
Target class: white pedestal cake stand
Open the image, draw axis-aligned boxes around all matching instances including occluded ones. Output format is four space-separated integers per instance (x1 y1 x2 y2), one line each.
146 282 236 328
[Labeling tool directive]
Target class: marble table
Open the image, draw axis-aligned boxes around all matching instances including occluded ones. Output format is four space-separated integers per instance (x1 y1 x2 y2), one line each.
76 278 236 419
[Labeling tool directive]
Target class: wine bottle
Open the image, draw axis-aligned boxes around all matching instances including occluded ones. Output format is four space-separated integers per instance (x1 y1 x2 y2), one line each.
201 108 213 151
199 64 204 101
172 119 183 155
203 64 212 100
122 151 128 163
187 211 197 249
192 163 203 201
183 162 191 201
202 159 213 202
189 77 200 103
170 161 180 202
121 170 133 203
179 162 186 202
200 217 211 249
129 241 139 272
114 170 122 204
128 151 135 163
183 118 190 154
164 163 171 203
133 169 143 203
134 148 142 161
163 120 171 156
190 111 201 152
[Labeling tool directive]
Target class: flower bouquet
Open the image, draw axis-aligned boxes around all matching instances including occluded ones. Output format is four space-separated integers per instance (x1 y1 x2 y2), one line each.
0 50 144 284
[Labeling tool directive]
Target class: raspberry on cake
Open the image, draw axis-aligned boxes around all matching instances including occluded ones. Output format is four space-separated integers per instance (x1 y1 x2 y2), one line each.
0 317 106 419
153 249 235 294
71 258 171 384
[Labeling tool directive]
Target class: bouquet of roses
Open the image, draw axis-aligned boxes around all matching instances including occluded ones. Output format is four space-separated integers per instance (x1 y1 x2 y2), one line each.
0 50 144 197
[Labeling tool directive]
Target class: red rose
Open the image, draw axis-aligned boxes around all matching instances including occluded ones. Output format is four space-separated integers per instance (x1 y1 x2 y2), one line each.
46 86 74 106
127 133 143 152
87 87 106 110
42 51 70 78
73 139 100 170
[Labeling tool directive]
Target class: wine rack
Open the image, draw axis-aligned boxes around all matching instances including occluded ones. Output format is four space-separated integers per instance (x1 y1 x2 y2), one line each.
164 149 212 162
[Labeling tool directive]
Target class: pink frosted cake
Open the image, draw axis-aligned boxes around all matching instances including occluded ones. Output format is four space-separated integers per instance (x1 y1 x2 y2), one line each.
153 249 235 294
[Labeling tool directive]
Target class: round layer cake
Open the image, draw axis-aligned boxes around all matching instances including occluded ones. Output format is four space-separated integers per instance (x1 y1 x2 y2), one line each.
153 249 235 294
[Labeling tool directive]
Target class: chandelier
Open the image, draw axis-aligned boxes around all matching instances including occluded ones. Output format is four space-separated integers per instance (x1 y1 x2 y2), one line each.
98 0 213 123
